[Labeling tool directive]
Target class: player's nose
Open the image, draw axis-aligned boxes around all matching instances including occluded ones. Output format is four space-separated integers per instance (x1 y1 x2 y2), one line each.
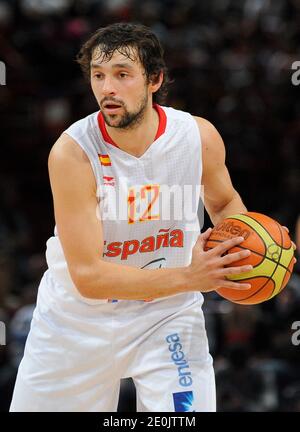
102 76 117 96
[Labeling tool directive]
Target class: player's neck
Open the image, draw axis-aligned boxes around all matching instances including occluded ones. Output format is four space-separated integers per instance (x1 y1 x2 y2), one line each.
106 104 159 158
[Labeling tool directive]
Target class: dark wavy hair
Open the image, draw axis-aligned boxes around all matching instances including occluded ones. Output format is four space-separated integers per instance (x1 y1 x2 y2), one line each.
76 22 172 104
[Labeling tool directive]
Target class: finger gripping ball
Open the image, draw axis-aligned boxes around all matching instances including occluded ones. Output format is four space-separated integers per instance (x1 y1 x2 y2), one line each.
204 212 295 305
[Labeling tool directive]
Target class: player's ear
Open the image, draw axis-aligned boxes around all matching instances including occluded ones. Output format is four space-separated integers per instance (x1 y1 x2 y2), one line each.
149 71 163 94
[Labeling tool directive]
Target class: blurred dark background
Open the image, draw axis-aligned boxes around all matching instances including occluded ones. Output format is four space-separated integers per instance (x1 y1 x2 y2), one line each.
0 0 300 412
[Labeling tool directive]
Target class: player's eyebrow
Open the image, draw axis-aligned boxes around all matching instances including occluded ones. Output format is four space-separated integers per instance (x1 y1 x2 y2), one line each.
112 63 135 69
91 62 135 70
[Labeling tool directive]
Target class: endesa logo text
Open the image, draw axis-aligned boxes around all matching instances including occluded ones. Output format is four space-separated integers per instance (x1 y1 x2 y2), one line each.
103 228 184 261
166 333 193 387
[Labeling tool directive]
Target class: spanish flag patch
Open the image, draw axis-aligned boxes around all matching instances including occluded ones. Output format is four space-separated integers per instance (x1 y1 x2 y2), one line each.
98 154 111 166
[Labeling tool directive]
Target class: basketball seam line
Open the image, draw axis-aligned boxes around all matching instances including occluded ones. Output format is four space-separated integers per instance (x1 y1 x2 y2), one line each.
212 216 270 264
233 214 291 251
209 225 289 302
237 220 283 301
278 255 294 294
206 239 292 273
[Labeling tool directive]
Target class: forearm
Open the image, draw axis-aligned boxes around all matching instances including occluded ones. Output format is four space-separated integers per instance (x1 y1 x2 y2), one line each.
73 260 190 300
208 191 247 226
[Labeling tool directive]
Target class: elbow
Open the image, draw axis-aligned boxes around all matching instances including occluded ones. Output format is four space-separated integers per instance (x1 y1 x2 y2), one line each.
69 265 107 299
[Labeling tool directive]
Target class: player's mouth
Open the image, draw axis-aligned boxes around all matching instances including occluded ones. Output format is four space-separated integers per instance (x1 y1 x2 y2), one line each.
102 102 123 113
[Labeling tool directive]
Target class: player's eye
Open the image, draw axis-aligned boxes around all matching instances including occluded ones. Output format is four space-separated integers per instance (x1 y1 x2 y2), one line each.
119 72 128 78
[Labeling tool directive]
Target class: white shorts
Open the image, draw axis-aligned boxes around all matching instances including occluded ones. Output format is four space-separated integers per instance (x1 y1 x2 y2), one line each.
10 272 216 412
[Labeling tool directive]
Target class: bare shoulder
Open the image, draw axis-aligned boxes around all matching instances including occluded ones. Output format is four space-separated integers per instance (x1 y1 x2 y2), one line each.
194 116 225 174
193 116 225 161
48 132 90 168
193 116 227 186
193 116 217 134
48 133 96 192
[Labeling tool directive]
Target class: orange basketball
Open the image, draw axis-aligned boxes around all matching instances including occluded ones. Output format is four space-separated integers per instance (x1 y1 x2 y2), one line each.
204 212 295 305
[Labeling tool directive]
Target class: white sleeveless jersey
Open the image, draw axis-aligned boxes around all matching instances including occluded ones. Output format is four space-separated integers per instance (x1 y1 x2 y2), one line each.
45 105 203 305
10 106 215 413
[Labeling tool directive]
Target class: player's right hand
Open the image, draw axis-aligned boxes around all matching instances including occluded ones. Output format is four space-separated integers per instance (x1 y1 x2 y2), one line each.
186 228 253 293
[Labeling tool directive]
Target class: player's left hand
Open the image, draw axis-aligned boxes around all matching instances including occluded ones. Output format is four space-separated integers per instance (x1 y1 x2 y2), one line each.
282 226 297 265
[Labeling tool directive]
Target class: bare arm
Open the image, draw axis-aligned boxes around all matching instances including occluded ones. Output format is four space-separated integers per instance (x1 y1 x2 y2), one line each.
48 133 251 300
195 117 247 225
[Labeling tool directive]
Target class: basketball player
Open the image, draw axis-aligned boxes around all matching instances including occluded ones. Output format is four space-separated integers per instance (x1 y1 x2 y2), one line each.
10 23 256 412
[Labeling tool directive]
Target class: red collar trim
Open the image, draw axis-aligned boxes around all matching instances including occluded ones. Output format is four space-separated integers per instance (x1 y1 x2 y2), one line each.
97 103 167 148
153 104 167 140
97 109 119 148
